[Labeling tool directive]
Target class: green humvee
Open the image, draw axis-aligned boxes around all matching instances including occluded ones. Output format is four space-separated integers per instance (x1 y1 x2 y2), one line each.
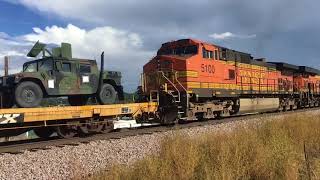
0 41 124 108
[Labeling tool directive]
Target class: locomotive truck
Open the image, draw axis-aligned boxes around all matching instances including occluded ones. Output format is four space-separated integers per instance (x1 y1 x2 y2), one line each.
0 41 124 108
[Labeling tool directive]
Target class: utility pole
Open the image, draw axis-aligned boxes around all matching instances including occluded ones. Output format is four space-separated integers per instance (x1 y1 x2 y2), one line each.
4 56 9 76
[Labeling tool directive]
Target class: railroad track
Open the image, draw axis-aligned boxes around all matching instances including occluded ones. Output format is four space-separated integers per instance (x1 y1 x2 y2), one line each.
0 107 318 154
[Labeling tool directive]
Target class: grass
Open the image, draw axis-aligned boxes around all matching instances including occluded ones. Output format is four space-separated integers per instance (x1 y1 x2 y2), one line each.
90 114 320 180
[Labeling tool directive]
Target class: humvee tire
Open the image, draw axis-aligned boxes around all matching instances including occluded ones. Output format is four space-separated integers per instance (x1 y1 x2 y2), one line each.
97 83 117 104
68 95 89 106
15 81 43 108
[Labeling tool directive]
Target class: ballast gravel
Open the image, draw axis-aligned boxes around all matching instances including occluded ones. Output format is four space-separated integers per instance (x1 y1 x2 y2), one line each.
0 111 318 180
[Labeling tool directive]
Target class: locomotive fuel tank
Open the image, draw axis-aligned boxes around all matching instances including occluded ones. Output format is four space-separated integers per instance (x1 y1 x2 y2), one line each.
238 98 280 114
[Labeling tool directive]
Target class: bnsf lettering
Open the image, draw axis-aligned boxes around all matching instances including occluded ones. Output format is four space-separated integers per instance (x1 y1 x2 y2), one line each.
201 64 215 74
239 70 266 78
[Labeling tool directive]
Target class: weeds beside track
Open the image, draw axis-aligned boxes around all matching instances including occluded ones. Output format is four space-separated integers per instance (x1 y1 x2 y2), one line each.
94 112 320 180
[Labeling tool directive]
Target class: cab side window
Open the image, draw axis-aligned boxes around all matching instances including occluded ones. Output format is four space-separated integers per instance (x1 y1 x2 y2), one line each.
214 50 218 60
62 62 71 72
202 47 214 59
202 47 208 58
39 59 53 71
220 49 227 60
80 64 91 73
229 69 235 80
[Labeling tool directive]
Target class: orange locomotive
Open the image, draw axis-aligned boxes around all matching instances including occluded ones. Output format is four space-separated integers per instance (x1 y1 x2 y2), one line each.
142 39 320 122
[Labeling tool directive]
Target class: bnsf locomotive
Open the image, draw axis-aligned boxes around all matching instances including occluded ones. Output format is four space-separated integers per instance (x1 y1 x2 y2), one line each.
142 39 320 122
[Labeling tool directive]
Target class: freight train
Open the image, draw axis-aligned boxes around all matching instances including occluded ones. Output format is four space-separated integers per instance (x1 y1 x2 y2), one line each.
142 39 320 123
0 38 320 139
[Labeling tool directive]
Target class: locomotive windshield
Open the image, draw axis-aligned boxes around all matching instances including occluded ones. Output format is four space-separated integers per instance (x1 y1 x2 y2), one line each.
157 45 198 56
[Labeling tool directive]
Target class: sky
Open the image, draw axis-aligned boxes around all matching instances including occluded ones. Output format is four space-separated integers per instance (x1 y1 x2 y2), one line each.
0 0 320 92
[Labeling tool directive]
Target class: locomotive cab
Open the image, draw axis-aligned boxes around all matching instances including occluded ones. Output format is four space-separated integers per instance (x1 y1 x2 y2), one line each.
143 39 200 93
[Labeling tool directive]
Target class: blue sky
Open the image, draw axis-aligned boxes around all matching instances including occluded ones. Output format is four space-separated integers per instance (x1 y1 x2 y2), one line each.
0 0 320 92
0 1 64 35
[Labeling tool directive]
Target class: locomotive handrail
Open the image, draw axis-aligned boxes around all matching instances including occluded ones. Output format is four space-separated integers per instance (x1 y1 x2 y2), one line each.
174 71 188 92
238 76 279 93
174 71 188 111
159 70 181 102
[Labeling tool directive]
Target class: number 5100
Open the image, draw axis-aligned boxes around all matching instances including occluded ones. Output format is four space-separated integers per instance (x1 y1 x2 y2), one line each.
201 64 215 74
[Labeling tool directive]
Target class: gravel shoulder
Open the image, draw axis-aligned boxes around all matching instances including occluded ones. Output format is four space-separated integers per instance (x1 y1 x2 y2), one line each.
0 110 318 180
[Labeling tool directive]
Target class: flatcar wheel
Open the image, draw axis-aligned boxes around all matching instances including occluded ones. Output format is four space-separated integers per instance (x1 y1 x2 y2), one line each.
56 125 77 138
33 127 54 138
78 123 89 135
89 123 104 133
101 124 113 133
78 121 104 135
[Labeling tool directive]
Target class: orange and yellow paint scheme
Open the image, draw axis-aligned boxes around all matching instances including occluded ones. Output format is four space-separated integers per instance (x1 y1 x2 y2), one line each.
143 39 290 98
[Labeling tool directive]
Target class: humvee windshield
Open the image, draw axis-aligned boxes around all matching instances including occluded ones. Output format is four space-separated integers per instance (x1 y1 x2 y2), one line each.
23 59 53 72
23 61 37 72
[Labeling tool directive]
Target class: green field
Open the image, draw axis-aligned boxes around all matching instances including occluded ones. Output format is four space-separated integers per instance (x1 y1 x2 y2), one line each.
91 114 320 180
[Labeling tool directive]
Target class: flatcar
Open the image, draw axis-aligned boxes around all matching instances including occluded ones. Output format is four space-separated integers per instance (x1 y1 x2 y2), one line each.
142 39 320 122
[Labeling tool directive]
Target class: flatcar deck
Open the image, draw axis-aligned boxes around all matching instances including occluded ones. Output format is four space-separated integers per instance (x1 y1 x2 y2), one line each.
0 102 158 125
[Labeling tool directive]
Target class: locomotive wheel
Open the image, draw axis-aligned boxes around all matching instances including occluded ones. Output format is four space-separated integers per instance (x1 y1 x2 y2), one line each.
68 96 89 106
15 81 43 108
97 83 117 105
33 127 54 138
56 125 77 138
219 108 230 117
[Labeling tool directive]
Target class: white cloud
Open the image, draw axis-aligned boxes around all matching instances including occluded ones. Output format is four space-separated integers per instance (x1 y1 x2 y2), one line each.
209 32 234 40
209 32 257 40
0 32 9 39
0 36 32 75
0 50 24 57
23 24 145 57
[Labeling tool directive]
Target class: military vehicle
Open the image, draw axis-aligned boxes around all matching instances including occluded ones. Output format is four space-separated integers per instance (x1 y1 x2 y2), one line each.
0 41 124 108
